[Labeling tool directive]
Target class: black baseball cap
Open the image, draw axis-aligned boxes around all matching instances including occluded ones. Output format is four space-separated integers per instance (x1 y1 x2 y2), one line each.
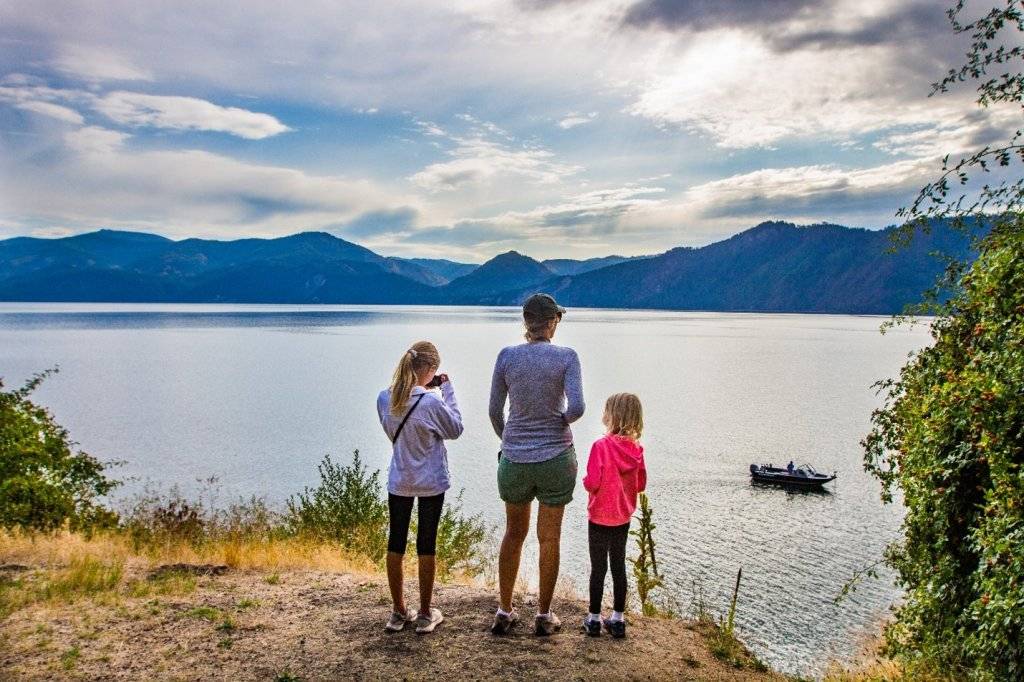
522 293 566 319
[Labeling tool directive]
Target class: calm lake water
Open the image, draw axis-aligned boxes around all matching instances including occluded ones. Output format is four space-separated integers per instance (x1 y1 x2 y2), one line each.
0 303 926 677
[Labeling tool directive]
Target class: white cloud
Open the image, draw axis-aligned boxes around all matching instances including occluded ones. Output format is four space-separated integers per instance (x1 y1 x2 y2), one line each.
12 99 84 124
682 159 932 221
389 184 666 259
0 81 88 124
0 81 291 140
410 136 580 191
0 125 416 239
558 111 598 129
52 45 153 82
873 107 1019 159
415 120 448 137
503 185 665 226
63 126 130 154
94 92 290 139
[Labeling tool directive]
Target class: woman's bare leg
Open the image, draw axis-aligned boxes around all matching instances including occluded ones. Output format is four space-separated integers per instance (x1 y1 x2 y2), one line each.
536 503 565 614
498 502 531 612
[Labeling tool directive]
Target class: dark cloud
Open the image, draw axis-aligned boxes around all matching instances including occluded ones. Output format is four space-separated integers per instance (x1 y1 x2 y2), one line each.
770 3 949 52
622 0 951 55
403 220 515 248
235 195 318 222
538 206 630 231
336 207 417 239
622 0 819 32
515 0 591 11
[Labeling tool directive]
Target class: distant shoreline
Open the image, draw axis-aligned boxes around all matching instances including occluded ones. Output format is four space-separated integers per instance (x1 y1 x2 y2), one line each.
0 301 926 318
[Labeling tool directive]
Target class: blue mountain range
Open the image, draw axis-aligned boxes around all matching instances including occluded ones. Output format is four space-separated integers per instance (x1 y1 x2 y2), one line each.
0 221 975 313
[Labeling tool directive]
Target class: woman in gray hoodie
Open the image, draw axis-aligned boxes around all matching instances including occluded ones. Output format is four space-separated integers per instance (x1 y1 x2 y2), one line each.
488 293 585 636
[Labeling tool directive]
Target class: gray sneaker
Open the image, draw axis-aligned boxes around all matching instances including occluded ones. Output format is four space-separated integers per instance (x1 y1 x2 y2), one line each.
534 611 562 636
490 609 519 635
415 607 444 634
384 608 415 632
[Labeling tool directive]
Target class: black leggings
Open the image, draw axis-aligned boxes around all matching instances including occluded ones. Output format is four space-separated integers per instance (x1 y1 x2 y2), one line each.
588 520 630 613
387 493 445 556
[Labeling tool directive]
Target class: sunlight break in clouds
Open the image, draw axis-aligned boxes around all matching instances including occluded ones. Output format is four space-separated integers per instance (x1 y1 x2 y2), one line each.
625 28 966 149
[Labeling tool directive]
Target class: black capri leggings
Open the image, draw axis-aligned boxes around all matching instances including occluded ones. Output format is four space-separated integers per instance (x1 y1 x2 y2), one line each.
387 493 445 556
589 520 630 614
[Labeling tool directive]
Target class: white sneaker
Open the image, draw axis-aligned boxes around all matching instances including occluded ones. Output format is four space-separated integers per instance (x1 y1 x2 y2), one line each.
415 607 444 634
385 608 416 632
491 608 519 635
534 611 562 636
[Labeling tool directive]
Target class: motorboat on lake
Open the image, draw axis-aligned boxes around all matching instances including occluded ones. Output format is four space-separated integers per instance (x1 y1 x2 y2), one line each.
749 462 836 488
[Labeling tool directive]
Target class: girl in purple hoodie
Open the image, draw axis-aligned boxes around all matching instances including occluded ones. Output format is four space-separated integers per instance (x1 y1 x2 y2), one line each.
581 393 647 638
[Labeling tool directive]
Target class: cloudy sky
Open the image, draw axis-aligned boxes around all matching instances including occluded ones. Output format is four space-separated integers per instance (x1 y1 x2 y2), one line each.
0 0 1015 261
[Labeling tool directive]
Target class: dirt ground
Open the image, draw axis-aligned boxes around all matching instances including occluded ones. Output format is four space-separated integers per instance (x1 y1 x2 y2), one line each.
1 566 785 681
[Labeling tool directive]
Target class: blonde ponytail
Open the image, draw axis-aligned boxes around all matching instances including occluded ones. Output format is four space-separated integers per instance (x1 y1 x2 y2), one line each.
388 341 441 416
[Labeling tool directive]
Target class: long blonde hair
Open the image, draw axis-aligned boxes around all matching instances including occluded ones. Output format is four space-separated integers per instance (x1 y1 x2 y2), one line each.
389 341 440 416
603 392 643 440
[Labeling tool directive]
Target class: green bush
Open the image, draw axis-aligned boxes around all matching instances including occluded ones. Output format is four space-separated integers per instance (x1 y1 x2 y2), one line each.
0 369 119 531
432 491 489 579
286 451 390 561
287 451 491 573
864 221 1024 680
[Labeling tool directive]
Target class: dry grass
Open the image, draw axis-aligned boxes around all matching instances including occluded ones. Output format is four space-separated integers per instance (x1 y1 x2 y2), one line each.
1 531 132 569
1 529 378 575
0 529 383 625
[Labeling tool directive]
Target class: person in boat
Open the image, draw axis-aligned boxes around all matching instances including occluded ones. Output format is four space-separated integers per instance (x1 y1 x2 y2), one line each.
787 460 795 474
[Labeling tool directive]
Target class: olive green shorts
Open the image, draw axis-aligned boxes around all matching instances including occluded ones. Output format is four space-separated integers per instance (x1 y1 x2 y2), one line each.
497 446 577 507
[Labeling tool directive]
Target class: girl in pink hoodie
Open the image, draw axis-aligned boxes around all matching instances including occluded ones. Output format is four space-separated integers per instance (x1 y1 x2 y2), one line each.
582 393 647 638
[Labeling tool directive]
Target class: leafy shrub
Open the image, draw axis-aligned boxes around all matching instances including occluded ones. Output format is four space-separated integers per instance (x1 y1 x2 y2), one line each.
286 451 389 561
0 369 119 531
431 491 489 579
864 221 1024 680
287 451 491 573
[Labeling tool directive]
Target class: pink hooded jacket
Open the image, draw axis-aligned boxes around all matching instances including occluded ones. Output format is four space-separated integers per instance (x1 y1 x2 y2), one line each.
582 434 647 527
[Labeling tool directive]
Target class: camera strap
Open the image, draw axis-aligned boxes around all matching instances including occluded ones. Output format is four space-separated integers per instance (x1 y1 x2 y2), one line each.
391 393 426 444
